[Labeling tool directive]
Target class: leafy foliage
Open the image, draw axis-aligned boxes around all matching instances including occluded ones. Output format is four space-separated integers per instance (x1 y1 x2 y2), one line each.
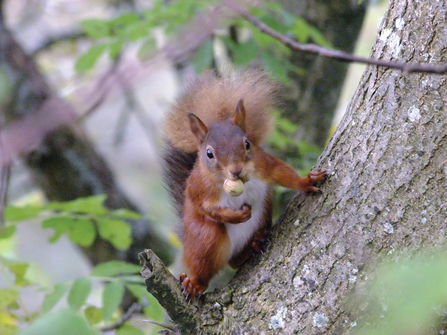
75 0 330 83
269 111 321 175
4 195 137 250
0 196 165 334
353 253 447 335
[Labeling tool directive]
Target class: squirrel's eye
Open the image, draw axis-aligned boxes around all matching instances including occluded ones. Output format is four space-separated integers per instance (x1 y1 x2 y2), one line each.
245 139 251 150
206 148 214 159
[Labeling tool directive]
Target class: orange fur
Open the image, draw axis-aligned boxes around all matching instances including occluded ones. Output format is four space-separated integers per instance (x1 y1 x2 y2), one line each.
163 70 327 300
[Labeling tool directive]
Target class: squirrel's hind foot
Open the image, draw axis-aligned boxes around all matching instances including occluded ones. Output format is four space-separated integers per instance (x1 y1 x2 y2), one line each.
179 273 205 301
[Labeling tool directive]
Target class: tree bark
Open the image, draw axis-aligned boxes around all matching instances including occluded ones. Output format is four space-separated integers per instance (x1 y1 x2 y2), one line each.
144 0 447 333
277 0 369 148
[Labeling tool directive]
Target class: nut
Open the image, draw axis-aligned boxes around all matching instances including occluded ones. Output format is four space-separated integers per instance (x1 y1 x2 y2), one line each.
223 179 244 197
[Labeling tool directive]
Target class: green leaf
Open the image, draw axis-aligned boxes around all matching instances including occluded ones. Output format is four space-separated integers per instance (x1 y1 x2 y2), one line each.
126 284 164 321
42 217 68 243
0 225 16 239
261 52 290 84
268 128 288 150
0 324 19 335
91 261 141 277
290 17 331 48
143 294 164 321
192 39 214 74
9 263 29 286
111 13 140 28
124 22 148 42
125 284 150 303
4 205 41 222
42 217 96 247
21 308 100 335
67 219 96 247
102 281 125 321
46 195 108 215
110 13 140 37
116 322 145 335
353 254 447 335
137 37 156 61
23 262 53 290
249 24 278 48
75 44 108 72
108 39 123 60
231 39 259 67
0 288 19 309
0 258 29 285
80 19 110 39
68 278 92 311
110 209 141 220
96 219 132 250
42 283 70 313
84 306 102 326
275 112 298 134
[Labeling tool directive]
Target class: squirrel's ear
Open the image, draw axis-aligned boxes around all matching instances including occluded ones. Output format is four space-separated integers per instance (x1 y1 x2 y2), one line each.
233 99 246 131
188 113 208 143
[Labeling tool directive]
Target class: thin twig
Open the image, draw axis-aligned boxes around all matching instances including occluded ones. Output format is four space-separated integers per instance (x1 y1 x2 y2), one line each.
77 57 122 123
222 0 447 74
29 31 86 57
0 0 4 25
113 69 158 146
0 139 10 226
100 303 143 332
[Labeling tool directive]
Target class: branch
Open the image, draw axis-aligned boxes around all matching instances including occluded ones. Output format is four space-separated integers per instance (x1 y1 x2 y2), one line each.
0 0 3 25
29 31 86 57
100 303 142 332
222 0 447 74
138 249 201 334
0 157 10 227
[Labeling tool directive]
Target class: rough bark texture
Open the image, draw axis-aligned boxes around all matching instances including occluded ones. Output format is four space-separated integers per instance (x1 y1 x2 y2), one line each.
278 0 368 148
153 0 447 333
0 23 173 265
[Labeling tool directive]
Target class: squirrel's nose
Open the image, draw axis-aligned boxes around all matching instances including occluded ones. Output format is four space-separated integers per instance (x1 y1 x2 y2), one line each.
229 167 242 179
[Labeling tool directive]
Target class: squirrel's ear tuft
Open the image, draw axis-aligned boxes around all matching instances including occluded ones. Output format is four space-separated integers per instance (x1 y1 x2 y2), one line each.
188 113 208 144
233 99 246 131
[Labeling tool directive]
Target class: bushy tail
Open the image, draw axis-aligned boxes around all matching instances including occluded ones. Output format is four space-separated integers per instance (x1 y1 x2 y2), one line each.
163 144 197 218
164 69 277 153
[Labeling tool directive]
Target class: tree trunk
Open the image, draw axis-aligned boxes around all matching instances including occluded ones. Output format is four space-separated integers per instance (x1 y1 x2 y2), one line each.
146 0 447 333
278 0 368 148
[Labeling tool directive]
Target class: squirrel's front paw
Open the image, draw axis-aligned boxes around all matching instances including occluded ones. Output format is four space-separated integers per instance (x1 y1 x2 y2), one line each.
240 204 252 222
179 273 205 301
305 169 328 193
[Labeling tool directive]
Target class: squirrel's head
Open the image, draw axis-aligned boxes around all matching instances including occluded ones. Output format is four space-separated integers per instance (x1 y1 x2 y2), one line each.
188 99 254 183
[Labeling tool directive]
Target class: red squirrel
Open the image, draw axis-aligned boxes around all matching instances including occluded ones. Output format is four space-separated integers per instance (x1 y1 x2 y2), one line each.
163 70 327 300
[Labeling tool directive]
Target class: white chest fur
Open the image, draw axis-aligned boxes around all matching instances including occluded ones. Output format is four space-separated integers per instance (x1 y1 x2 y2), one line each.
218 177 269 258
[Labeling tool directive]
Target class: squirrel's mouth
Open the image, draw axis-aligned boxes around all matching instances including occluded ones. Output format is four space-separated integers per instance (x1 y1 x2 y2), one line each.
225 170 251 184
239 174 251 183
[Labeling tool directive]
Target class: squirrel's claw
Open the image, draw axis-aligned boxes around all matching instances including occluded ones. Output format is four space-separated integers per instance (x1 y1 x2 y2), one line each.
250 228 270 254
304 169 328 193
179 273 204 301
308 169 328 182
